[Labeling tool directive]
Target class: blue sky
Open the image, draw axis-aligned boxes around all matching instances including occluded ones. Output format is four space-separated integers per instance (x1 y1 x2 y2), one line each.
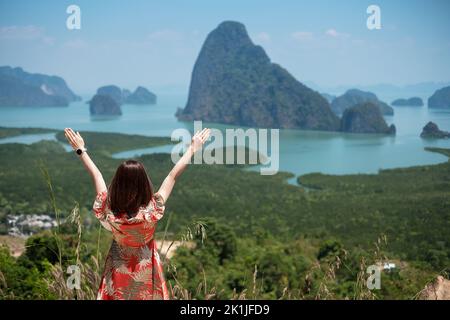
0 0 449 94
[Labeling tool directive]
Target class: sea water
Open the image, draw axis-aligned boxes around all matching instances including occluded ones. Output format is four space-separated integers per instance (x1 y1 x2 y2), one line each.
1 93 450 178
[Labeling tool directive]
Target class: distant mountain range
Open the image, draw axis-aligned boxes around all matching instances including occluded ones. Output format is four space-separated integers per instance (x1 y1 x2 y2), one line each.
0 66 80 107
307 81 450 102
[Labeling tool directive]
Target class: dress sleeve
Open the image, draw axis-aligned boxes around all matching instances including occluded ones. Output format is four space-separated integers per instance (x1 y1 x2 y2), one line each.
144 192 165 222
93 191 108 221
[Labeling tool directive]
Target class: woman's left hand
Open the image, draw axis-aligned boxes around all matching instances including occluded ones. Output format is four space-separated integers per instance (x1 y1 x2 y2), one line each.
64 128 85 151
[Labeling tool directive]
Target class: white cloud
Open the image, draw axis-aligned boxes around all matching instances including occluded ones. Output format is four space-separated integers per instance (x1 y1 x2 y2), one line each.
0 25 42 39
325 28 349 38
254 32 271 43
0 25 54 44
291 31 313 41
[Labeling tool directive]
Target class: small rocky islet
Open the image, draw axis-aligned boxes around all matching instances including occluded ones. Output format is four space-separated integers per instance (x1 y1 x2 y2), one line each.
420 121 450 139
89 85 157 115
391 97 424 107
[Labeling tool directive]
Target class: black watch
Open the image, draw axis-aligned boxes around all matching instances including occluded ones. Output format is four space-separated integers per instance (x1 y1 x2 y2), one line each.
76 147 87 155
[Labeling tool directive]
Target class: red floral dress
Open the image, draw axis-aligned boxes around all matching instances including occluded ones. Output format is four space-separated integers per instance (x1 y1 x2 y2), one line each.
93 191 169 300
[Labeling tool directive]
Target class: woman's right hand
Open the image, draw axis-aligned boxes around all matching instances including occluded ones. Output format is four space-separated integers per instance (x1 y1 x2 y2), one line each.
64 128 85 151
191 128 211 153
158 128 211 203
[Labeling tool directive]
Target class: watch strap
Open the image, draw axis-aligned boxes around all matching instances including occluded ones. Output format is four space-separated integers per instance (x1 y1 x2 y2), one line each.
76 147 87 155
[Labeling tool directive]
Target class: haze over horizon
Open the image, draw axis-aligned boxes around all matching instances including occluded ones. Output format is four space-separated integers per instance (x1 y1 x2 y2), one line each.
1 0 449 94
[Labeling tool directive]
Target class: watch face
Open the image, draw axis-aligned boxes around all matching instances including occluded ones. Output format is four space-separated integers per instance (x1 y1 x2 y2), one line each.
76 149 82 155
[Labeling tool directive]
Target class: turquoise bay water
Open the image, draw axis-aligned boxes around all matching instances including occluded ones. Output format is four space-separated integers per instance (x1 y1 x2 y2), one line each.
1 93 450 178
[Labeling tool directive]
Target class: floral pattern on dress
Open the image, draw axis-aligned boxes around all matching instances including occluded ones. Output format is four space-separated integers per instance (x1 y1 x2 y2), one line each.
93 191 169 300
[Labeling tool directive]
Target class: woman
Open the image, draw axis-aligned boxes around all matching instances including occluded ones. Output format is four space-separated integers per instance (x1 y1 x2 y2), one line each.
64 127 210 300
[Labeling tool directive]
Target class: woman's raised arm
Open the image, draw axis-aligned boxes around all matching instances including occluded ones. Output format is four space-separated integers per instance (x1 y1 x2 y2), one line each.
157 128 210 203
64 128 107 195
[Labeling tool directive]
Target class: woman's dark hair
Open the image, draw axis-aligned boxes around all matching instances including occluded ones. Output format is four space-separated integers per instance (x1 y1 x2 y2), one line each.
108 160 153 217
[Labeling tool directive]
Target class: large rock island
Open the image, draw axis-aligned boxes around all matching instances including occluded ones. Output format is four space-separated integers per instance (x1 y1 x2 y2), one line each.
176 21 340 131
420 121 450 139
428 86 450 108
0 66 80 107
340 102 396 134
89 94 122 116
391 97 423 106
331 89 394 116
